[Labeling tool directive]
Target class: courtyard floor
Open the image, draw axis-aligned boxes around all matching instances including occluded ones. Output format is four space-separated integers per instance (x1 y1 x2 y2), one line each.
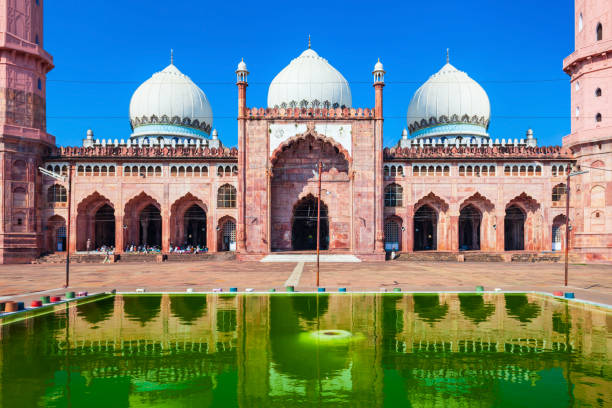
1 260 611 306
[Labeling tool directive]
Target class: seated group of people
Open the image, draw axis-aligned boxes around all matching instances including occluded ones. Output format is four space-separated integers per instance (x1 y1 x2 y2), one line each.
169 245 208 254
92 245 114 254
124 244 162 253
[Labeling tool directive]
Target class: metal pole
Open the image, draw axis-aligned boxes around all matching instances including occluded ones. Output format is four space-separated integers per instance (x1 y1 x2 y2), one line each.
564 170 570 287
65 162 72 288
316 160 321 287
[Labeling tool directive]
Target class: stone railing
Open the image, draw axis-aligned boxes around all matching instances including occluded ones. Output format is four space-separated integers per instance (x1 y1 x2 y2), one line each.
384 145 573 160
50 145 238 159
245 106 375 119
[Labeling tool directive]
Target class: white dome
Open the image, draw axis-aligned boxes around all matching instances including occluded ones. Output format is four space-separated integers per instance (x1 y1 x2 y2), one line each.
268 48 351 109
129 63 213 139
407 63 490 138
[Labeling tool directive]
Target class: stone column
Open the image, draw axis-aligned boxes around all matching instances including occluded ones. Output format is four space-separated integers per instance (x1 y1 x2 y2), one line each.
373 81 385 254
449 208 459 252
404 205 414 252
162 185 170 253
236 78 248 253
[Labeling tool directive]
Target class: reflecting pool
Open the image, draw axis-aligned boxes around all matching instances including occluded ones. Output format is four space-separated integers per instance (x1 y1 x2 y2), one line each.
0 293 610 407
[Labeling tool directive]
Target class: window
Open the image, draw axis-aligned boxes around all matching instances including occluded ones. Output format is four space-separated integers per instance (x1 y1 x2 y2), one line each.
35 34 39 45
232 166 238 176
575 106 580 118
384 166 389 177
217 184 237 208
384 183 403 207
218 166 224 177
37 78 42 90
12 187 27 207
595 88 602 97
596 113 602 122
575 81 580 91
552 184 567 202
578 12 583 32
596 23 602 41
47 184 67 203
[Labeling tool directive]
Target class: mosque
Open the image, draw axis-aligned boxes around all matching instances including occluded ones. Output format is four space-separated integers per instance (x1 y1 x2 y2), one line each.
0 0 610 263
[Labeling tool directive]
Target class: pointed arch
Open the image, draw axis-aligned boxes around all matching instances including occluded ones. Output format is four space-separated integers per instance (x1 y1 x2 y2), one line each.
170 193 208 247
505 193 541 251
507 192 540 212
460 192 494 212
270 129 351 165
76 192 116 251
414 192 449 213
123 192 162 249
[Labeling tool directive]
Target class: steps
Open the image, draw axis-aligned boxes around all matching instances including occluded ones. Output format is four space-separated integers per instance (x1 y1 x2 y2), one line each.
34 252 236 264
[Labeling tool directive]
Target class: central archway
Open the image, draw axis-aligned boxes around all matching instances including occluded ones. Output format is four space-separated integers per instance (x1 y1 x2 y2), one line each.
504 205 525 250
414 205 437 251
291 195 329 250
459 204 482 250
139 204 162 247
184 205 207 246
95 204 115 248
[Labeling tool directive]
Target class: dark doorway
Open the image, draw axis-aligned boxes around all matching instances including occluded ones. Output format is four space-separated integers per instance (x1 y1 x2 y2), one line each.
459 205 481 250
139 204 162 247
184 205 206 246
414 205 437 251
504 205 525 250
95 204 115 248
291 195 328 250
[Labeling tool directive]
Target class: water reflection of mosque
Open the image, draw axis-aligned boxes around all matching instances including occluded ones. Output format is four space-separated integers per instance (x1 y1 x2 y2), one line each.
1 293 609 406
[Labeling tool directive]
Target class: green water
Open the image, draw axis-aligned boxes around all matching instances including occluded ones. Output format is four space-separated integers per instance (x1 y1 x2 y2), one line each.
0 293 610 407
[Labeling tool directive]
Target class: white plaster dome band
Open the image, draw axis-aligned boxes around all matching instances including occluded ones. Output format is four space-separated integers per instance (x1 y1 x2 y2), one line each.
129 63 213 139
268 48 351 109
407 63 490 139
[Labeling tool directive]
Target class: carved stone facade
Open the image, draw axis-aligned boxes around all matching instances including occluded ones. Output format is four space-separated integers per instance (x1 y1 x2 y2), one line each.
0 0 610 263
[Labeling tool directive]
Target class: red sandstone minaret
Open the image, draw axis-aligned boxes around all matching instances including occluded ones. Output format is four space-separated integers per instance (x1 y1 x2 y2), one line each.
563 0 612 260
0 0 54 263
373 59 385 252
236 59 248 252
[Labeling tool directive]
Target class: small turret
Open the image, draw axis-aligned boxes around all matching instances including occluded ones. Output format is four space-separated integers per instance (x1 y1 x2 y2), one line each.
83 129 94 148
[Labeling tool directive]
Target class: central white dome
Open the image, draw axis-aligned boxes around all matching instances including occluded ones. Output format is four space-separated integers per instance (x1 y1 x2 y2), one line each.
268 48 351 109
407 63 490 139
129 63 213 139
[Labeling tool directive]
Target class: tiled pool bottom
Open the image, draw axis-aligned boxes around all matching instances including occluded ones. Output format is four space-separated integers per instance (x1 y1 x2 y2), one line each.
0 294 609 407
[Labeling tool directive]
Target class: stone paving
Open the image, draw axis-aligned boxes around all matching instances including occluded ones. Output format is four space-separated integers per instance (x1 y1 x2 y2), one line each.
0 260 611 306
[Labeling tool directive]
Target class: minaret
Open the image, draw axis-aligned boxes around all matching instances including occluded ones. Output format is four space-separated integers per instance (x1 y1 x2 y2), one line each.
563 0 612 261
0 0 54 263
373 59 385 252
235 59 248 252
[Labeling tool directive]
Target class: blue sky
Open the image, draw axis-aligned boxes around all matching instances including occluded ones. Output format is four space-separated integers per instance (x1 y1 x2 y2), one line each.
45 0 574 148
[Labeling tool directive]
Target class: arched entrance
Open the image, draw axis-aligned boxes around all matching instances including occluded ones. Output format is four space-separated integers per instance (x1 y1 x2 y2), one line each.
291 195 329 250
184 205 206 246
270 133 350 251
504 205 525 250
414 205 437 251
459 205 481 250
384 218 402 251
218 217 236 251
46 215 66 253
139 204 162 247
95 204 115 248
552 214 566 251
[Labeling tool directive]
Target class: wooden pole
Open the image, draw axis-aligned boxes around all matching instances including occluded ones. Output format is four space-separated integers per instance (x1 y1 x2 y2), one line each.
65 162 72 288
316 160 321 287
564 170 570 287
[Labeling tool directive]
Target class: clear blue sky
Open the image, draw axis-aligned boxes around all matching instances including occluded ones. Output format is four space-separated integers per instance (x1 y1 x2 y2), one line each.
45 0 574 148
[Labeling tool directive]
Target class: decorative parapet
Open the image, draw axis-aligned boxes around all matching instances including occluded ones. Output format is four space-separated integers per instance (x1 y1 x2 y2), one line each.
49 145 238 160
384 145 574 160
245 107 375 120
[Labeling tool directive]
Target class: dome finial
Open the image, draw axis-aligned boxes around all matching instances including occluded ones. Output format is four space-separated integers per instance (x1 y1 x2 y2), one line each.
308 34 311 49
446 48 449 64
170 48 174 65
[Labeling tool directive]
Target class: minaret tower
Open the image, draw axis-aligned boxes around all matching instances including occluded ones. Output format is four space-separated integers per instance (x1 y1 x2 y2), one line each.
235 58 248 253
373 59 385 252
563 0 612 260
0 0 54 263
